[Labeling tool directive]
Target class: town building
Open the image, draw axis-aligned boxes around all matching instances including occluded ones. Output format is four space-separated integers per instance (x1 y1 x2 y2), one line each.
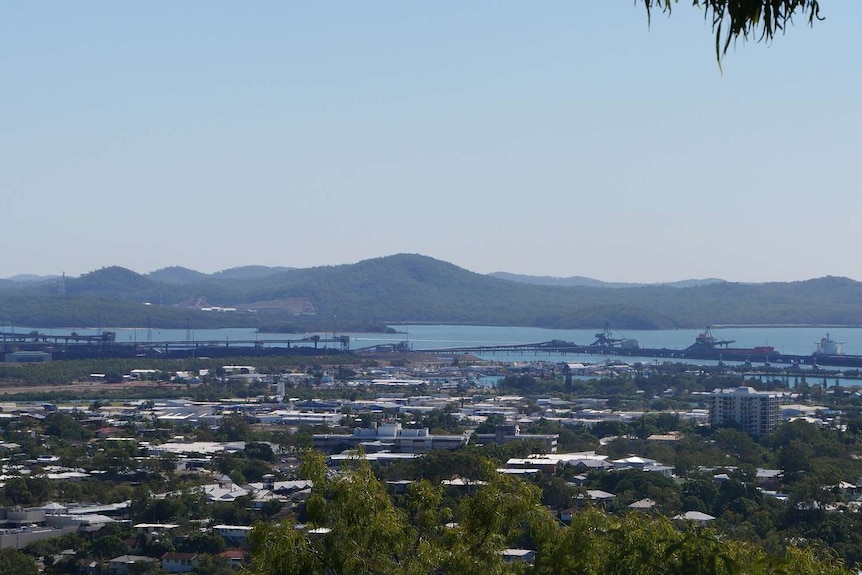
473 424 559 453
709 387 780 436
313 422 468 454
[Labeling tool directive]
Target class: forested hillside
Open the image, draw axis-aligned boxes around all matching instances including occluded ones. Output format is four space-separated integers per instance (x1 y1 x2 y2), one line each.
489 271 726 289
1 255 861 329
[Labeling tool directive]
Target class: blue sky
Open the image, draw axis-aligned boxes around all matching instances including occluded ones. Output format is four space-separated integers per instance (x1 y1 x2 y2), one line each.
2 2 859 282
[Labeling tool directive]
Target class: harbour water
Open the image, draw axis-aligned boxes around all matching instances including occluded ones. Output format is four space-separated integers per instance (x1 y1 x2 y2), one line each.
7 323 862 386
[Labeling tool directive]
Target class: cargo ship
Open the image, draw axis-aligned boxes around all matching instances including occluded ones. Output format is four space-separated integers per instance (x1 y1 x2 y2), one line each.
682 327 778 361
587 329 862 368
423 328 862 369
814 333 844 356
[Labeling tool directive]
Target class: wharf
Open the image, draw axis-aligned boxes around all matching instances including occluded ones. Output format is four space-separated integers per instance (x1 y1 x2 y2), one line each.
0 333 351 360
415 341 862 370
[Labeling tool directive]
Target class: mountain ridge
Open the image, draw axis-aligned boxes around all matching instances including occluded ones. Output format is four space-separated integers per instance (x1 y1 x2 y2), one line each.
1 254 860 330
489 272 726 289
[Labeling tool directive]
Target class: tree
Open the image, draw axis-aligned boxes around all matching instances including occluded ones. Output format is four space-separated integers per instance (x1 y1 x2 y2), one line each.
244 452 852 575
714 428 769 467
0 548 39 575
444 472 555 575
245 451 544 575
682 478 721 514
89 534 130 559
135 496 188 524
641 1 823 61
246 451 418 575
129 562 163 575
44 412 91 441
417 408 463 434
245 441 275 462
406 448 496 483
3 476 32 505
778 439 814 483
474 414 506 435
177 533 227 555
218 414 254 442
537 508 849 575
192 554 233 575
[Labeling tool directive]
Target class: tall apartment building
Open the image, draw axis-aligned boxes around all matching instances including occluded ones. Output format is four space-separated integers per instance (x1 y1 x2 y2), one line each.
709 387 780 436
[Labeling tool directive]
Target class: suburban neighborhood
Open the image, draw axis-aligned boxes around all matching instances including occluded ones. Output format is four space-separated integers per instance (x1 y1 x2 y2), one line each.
0 353 860 573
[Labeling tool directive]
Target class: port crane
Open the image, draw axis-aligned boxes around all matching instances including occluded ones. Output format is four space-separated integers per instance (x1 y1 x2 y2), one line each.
691 326 735 349
591 323 626 348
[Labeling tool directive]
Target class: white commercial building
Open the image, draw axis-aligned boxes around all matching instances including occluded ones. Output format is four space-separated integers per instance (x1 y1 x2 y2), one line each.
313 422 468 454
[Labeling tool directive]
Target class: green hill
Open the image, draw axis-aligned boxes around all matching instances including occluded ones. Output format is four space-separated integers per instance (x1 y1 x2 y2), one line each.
67 266 164 299
2 255 862 329
147 266 211 284
212 265 294 280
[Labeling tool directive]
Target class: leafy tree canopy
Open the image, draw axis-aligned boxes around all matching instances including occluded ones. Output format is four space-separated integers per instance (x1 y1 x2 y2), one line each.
0 548 39 575
244 451 851 575
642 1 822 60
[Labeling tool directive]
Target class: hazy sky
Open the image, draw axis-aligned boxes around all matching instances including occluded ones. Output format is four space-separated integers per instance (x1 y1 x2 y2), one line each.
2 2 859 283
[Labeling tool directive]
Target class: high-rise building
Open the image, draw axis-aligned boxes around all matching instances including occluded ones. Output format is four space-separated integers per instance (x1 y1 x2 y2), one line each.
709 386 780 436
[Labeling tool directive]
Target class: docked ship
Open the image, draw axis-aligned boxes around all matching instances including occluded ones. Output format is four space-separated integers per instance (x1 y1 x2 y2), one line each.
424 327 862 370
814 333 844 356
682 327 778 361
675 329 862 368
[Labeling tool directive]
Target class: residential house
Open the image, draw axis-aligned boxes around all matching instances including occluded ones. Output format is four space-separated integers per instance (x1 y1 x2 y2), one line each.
219 550 246 569
161 552 198 573
213 524 253 545
107 555 157 575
